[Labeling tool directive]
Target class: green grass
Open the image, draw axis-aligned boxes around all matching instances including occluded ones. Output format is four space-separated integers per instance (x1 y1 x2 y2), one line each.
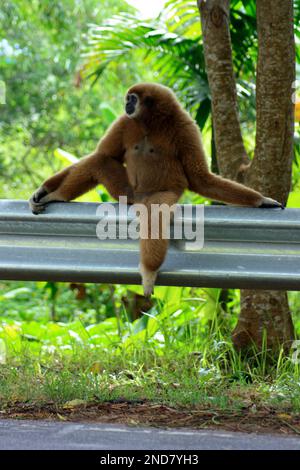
0 281 300 419
0 342 300 415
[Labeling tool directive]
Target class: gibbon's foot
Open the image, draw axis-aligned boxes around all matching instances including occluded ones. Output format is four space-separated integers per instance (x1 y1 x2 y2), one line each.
139 263 157 297
259 196 285 210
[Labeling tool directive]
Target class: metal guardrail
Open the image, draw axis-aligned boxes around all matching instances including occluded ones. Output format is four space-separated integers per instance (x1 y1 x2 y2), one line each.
0 199 300 290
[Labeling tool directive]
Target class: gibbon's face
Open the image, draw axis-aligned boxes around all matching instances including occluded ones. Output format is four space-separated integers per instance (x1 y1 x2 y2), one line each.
125 92 140 118
125 83 178 120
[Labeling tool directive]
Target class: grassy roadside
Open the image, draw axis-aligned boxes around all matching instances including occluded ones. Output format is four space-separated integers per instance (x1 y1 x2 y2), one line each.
1 334 300 434
0 282 300 434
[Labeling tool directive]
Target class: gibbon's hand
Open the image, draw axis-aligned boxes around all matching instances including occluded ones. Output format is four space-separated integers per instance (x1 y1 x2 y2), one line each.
29 185 65 215
29 187 46 215
29 187 49 214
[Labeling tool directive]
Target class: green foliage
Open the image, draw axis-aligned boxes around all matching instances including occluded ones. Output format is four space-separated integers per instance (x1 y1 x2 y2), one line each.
0 0 134 199
0 280 300 411
83 12 208 119
82 0 300 170
0 0 300 413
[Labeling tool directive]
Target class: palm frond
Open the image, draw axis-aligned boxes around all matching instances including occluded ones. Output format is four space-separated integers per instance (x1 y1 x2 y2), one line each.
82 13 208 114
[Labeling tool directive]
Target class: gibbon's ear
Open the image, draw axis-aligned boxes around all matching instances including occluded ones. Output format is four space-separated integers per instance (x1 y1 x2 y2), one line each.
144 96 155 108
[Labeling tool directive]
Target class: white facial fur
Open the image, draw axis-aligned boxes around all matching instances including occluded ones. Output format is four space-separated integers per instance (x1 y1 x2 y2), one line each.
126 93 140 119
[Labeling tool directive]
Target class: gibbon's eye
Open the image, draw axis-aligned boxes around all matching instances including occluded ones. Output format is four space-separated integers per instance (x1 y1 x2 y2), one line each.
126 93 138 104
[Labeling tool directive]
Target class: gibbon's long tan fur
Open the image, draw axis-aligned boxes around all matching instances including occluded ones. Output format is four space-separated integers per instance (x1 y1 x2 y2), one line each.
30 83 283 296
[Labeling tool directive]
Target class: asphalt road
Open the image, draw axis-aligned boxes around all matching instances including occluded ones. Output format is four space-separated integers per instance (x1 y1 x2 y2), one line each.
0 419 299 450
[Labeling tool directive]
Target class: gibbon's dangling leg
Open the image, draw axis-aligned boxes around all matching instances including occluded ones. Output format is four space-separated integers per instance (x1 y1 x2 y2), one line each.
138 191 181 297
29 117 132 214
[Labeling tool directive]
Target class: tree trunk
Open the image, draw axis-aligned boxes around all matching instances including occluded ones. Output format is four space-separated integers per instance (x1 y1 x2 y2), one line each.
198 0 295 351
198 0 249 180
234 0 295 352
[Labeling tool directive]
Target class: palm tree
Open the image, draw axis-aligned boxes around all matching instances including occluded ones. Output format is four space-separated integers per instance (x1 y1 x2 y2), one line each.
81 0 259 137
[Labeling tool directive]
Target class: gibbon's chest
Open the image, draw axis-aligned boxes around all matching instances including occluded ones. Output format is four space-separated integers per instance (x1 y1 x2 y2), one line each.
124 135 181 192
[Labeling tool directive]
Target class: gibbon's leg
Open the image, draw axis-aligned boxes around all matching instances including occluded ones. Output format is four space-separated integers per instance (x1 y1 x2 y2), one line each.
29 116 132 214
29 158 94 214
190 173 284 208
138 191 181 297
29 153 132 214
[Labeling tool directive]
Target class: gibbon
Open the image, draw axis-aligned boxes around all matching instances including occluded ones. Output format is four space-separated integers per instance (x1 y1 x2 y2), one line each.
29 83 283 296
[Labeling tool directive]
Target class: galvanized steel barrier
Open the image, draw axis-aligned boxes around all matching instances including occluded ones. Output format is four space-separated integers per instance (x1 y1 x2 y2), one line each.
0 200 299 290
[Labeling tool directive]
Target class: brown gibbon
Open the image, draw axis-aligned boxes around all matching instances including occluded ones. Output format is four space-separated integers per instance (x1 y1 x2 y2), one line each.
29 83 283 296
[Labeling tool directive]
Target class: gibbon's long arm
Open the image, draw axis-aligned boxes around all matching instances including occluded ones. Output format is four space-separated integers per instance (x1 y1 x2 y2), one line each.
29 118 132 214
179 123 283 209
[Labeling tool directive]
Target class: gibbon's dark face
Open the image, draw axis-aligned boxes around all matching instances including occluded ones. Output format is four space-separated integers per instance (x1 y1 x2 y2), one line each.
126 83 179 120
125 92 139 117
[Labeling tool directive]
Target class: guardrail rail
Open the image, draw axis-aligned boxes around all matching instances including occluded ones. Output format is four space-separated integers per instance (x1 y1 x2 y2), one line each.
0 200 299 290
